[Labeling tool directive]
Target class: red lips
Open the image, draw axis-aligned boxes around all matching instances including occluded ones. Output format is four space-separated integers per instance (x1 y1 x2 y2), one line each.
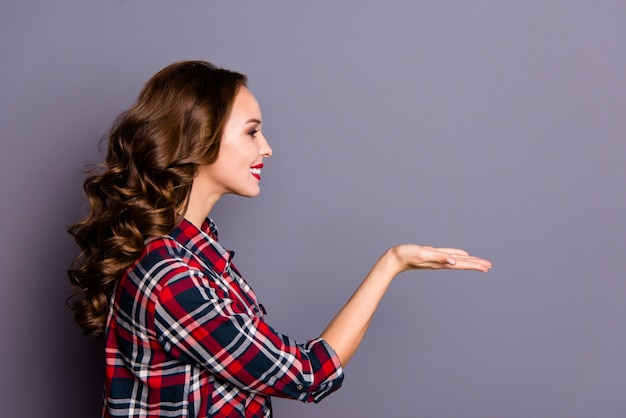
250 163 263 180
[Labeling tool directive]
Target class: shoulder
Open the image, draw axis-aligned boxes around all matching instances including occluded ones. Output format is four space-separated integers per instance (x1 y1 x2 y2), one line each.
143 235 187 260
124 236 203 288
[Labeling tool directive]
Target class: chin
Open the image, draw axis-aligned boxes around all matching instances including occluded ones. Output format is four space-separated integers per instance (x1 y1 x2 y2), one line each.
237 187 261 198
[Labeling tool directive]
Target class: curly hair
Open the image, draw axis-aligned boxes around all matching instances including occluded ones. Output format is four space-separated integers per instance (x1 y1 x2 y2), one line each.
68 61 248 337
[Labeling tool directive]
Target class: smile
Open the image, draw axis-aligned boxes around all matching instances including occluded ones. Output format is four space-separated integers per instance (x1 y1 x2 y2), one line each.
250 163 263 180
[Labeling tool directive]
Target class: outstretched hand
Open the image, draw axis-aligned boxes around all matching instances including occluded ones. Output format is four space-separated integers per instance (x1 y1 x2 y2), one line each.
390 244 492 274
320 243 491 366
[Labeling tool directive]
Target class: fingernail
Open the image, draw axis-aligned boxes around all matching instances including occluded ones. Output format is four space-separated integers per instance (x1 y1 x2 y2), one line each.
447 258 456 265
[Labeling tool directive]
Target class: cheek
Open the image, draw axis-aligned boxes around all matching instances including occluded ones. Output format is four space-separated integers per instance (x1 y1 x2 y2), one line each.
235 143 257 163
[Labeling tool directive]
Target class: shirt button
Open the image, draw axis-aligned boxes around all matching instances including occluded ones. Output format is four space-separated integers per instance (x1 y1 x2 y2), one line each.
296 385 304 390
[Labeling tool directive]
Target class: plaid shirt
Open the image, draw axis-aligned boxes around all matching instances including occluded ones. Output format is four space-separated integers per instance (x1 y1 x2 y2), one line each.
103 217 344 417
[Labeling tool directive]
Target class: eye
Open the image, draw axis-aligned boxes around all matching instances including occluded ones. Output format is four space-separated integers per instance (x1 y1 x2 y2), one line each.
248 128 260 137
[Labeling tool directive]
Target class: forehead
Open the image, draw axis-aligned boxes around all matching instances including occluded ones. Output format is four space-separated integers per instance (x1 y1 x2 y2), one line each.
229 87 262 121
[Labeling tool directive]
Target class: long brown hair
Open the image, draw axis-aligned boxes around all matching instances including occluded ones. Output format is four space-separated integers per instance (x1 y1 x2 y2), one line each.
68 61 247 337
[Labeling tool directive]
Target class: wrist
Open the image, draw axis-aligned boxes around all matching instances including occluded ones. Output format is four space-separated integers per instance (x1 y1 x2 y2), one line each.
381 246 405 277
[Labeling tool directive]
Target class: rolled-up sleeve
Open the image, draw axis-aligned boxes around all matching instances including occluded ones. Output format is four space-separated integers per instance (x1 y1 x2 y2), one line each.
153 268 344 403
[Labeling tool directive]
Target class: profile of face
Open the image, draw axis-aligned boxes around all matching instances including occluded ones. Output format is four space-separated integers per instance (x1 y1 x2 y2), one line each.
196 87 273 200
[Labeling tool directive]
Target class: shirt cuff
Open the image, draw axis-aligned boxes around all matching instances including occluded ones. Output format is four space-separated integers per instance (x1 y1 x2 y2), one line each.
296 337 345 403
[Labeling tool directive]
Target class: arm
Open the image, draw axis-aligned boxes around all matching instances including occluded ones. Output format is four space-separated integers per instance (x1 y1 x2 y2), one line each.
320 245 492 366
154 267 344 402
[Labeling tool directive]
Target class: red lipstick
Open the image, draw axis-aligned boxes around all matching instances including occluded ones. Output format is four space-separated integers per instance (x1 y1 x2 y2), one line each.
250 163 263 180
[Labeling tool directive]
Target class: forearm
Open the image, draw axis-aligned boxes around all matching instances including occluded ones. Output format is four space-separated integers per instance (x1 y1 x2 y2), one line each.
319 244 491 367
320 249 401 367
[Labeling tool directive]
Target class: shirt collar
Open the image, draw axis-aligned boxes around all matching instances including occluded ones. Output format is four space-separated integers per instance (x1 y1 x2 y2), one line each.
170 217 233 274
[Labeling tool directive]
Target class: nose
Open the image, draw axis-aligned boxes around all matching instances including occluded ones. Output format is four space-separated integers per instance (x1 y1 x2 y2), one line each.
259 133 273 157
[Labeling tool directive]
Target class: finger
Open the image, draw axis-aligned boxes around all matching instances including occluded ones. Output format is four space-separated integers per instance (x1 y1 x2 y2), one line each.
401 245 491 271
435 248 470 257
426 249 492 271
452 256 492 269
426 250 460 267
447 258 492 272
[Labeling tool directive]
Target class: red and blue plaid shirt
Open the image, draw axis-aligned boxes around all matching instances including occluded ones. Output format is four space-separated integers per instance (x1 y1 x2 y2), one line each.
103 217 344 417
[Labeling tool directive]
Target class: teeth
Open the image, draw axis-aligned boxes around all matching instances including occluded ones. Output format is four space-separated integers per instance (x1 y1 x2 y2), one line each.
250 168 261 175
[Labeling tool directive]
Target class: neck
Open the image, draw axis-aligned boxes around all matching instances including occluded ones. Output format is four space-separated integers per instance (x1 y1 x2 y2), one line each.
184 182 223 230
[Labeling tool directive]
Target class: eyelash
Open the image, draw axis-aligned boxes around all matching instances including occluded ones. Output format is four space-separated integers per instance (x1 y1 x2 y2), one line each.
248 129 259 137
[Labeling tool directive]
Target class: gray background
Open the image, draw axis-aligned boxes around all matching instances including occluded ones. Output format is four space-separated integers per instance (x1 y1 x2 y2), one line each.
1 1 625 417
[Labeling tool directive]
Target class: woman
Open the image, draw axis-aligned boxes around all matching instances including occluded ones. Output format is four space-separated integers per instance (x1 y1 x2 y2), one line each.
68 60 491 417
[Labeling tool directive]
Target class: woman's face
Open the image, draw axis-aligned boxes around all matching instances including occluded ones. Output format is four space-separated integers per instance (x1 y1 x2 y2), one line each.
196 87 273 199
